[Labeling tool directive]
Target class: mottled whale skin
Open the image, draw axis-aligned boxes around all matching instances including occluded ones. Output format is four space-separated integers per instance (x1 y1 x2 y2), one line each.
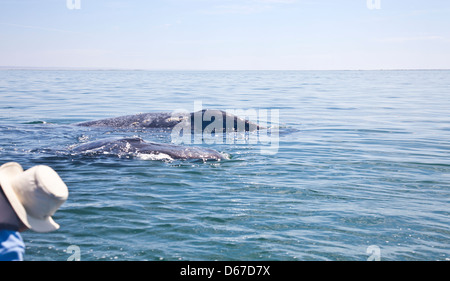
71 137 225 161
76 109 262 132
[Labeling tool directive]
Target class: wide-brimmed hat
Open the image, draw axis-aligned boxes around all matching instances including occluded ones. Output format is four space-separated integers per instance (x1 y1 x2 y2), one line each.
0 162 69 233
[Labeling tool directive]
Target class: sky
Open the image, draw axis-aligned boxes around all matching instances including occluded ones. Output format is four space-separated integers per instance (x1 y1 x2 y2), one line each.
0 0 449 70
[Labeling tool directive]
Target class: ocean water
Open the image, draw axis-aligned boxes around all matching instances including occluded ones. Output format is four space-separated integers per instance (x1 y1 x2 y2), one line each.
0 70 449 261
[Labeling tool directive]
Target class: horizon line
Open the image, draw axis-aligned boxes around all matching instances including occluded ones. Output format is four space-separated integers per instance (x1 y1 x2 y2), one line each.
1 66 449 71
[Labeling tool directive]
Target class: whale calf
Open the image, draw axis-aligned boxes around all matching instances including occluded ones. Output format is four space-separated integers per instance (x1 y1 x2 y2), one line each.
76 109 262 132
71 137 226 161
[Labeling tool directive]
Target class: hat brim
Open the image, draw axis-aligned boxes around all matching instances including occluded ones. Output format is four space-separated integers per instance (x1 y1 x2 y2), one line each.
26 214 59 233
0 162 59 233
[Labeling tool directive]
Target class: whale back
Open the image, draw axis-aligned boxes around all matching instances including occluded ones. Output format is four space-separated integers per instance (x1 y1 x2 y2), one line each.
76 110 261 132
75 112 179 129
71 137 225 160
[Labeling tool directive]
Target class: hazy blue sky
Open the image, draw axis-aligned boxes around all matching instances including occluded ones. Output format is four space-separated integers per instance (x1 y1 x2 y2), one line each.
0 0 449 70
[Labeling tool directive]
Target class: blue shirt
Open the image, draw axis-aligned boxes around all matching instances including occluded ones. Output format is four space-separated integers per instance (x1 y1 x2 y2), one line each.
0 230 25 261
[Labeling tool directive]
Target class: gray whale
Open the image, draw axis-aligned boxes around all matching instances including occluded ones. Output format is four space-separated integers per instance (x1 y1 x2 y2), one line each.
71 137 226 161
76 109 262 132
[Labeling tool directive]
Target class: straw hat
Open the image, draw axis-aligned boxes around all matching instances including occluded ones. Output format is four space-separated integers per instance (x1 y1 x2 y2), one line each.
0 162 69 233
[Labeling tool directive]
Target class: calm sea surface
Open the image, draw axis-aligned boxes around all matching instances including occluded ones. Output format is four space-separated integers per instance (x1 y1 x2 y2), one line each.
0 70 449 261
